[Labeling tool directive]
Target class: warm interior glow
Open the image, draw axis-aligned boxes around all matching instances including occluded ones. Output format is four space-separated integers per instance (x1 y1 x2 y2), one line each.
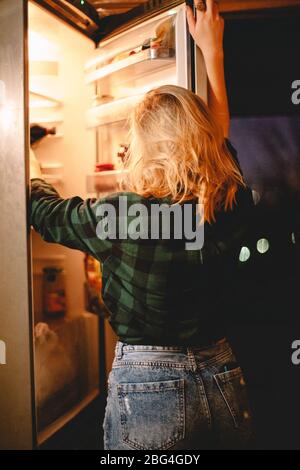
28 30 58 62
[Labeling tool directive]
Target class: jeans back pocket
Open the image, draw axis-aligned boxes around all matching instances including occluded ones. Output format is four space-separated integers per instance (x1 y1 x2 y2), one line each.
117 378 185 450
213 367 252 429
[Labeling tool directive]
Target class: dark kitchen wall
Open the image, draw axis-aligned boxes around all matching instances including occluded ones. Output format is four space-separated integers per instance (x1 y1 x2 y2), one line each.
224 9 300 117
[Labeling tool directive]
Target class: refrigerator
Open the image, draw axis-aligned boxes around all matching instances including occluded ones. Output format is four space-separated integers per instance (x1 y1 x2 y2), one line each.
0 0 206 449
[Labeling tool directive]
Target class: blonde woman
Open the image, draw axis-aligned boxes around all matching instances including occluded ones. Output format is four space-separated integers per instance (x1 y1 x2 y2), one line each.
30 0 254 450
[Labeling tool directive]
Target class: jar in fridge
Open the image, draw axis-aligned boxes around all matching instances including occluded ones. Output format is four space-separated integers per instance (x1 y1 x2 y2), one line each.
42 267 66 317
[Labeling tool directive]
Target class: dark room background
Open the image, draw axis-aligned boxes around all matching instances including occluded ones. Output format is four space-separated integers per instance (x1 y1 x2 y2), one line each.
224 9 300 449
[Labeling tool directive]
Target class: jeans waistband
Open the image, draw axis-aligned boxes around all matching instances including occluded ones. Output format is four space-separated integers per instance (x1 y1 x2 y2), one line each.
114 338 233 370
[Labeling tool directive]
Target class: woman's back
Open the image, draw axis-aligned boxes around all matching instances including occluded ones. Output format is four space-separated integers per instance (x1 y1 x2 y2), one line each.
30 0 255 449
100 181 253 346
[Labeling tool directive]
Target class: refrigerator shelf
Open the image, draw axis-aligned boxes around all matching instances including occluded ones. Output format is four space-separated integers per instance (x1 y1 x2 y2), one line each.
37 388 99 445
30 117 63 125
86 169 129 193
32 255 66 261
29 90 63 109
32 133 64 141
47 133 64 139
40 163 64 170
42 174 63 184
32 254 66 276
85 48 175 84
86 94 143 127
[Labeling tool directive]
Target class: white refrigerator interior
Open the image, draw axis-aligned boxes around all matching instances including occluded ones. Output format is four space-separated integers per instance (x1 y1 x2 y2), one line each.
29 1 100 441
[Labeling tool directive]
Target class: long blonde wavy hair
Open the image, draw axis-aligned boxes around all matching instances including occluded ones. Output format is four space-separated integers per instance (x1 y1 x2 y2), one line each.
123 84 245 223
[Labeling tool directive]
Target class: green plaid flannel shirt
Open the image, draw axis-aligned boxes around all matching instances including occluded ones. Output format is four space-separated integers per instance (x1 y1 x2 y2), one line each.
30 143 254 346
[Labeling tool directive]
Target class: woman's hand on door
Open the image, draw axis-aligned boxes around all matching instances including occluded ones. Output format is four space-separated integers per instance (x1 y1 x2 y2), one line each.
186 0 224 60
186 0 230 138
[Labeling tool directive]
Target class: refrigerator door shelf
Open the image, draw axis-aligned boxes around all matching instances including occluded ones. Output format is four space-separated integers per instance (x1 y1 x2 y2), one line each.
85 48 175 84
84 3 182 72
86 94 144 127
86 169 129 194
35 312 100 443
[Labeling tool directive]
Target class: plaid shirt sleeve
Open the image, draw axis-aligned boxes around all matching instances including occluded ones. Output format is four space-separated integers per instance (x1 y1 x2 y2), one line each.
30 178 113 262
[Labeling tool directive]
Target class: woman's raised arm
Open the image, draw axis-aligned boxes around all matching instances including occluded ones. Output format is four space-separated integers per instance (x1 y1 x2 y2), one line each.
186 0 230 137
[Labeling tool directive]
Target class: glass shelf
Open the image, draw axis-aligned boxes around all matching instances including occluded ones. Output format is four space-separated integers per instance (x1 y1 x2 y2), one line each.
37 389 99 445
42 174 63 184
40 162 64 170
86 94 143 128
86 169 129 193
29 89 63 125
29 89 62 109
45 133 64 139
85 48 175 85
29 117 63 125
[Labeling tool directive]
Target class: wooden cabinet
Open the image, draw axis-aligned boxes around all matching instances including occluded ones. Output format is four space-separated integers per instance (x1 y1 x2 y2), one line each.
219 0 300 12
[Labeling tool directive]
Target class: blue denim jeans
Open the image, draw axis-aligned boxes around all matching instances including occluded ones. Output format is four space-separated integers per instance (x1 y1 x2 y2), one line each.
103 339 254 450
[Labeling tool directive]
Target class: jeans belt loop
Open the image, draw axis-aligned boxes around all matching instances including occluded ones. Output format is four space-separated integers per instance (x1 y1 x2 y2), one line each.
187 347 197 371
116 341 124 360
